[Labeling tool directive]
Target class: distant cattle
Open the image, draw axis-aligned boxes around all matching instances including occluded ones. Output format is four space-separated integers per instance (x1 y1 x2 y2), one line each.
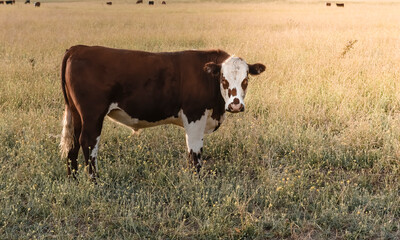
336 3 344 7
136 0 142 3
326 2 331 6
34 1 40 7
0 1 4 4
162 1 166 4
5 0 14 4
148 1 154 5
25 0 30 3
60 45 265 179
106 1 112 5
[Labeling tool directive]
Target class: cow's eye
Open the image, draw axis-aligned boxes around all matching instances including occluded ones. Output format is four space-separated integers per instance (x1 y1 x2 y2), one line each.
221 78 229 89
241 78 248 90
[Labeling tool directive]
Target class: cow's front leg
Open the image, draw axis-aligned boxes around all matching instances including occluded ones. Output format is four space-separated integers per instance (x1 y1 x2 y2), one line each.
183 115 207 173
186 131 204 173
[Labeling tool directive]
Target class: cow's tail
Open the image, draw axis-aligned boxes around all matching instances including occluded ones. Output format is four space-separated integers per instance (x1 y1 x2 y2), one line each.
60 106 74 159
61 48 70 106
60 49 74 159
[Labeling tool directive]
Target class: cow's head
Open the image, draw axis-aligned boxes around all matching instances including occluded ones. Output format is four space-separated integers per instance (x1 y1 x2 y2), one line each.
204 56 265 113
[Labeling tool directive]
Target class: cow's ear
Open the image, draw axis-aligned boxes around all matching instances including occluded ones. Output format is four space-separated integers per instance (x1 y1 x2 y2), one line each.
248 63 266 75
204 62 221 76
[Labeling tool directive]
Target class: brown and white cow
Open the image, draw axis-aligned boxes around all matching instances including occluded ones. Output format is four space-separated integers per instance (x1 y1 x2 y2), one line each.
60 45 265 179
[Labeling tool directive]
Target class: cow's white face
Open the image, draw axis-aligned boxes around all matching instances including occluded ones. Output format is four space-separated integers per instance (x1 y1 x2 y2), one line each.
220 57 249 113
204 56 266 113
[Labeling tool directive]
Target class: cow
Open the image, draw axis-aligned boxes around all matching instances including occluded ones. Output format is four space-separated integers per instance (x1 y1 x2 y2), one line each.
5 0 14 4
0 1 4 4
336 3 344 7
106 1 112 5
34 1 40 7
326 2 331 6
60 45 265 180
162 1 166 4
136 0 143 3
25 0 30 3
148 0 154 5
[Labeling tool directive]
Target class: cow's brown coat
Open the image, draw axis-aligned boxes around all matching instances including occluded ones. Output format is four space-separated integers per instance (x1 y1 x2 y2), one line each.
60 45 265 179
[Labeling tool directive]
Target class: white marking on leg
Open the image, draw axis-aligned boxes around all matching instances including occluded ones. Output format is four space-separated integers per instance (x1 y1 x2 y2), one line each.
182 111 208 169
182 111 206 153
90 136 101 172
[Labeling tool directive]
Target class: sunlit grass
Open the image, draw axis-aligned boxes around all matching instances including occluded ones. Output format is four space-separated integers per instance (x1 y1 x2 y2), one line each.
1 1 400 239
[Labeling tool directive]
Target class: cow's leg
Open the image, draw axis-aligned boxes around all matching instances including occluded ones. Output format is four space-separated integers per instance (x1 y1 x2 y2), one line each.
66 122 81 178
79 117 104 181
184 114 207 173
185 132 204 173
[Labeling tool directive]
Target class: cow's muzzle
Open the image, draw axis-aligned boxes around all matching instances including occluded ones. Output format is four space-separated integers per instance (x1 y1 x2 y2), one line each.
227 103 244 113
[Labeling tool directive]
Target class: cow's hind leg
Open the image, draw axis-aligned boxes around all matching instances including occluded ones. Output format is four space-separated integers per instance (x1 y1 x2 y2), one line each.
67 123 81 178
80 116 105 181
184 115 207 173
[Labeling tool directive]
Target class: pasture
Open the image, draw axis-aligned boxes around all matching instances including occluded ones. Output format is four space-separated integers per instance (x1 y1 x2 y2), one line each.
1 1 400 239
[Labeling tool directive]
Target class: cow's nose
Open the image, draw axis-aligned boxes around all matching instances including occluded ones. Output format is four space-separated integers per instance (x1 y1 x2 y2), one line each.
228 103 244 113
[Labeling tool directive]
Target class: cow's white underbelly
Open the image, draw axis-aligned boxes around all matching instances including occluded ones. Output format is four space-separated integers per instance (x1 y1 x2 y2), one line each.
106 103 224 134
107 108 183 131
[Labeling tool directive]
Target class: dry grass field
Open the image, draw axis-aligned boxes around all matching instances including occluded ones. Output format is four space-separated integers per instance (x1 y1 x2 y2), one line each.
1 1 400 239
